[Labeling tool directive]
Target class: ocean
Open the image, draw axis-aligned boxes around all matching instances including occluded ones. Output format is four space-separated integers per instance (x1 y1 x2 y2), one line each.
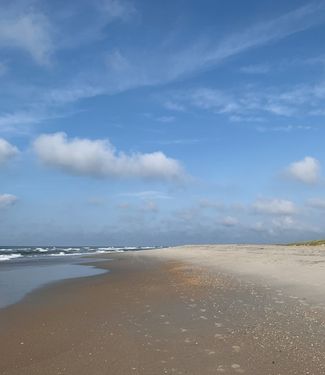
0 245 158 262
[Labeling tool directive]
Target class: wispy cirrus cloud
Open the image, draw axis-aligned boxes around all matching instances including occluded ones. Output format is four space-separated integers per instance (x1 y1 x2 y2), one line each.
98 0 137 22
154 138 202 146
44 3 325 97
163 2 325 81
256 125 313 133
0 108 83 134
58 0 138 51
0 111 49 129
240 64 271 74
161 78 325 122
156 116 175 123
117 191 172 200
162 87 296 120
0 10 54 66
102 1 325 90
0 0 137 70
2 1 325 134
0 61 8 76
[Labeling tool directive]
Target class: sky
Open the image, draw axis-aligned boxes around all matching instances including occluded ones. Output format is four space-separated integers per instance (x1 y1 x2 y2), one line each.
1 0 325 245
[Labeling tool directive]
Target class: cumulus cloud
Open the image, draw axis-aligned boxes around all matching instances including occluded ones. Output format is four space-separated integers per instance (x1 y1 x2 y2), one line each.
271 215 295 229
306 198 325 210
253 198 296 215
141 200 159 213
221 216 238 227
0 11 53 65
0 194 18 208
286 156 320 184
0 138 19 165
33 133 185 181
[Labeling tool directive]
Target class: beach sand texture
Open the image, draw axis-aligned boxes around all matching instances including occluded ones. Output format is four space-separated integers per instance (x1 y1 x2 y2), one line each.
1 245 325 374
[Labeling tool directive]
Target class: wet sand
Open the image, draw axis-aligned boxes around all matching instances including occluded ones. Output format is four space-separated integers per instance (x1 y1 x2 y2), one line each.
1 245 325 374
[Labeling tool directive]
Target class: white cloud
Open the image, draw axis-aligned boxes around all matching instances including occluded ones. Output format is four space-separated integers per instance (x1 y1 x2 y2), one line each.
164 84 319 121
256 125 312 133
185 88 239 114
306 198 325 210
118 191 171 200
240 64 270 74
0 10 53 66
52 2 325 105
199 199 225 210
157 138 201 146
33 133 185 181
286 156 320 184
164 101 186 112
167 2 325 80
0 111 45 128
2 2 324 135
1 1 325 138
142 200 159 213
156 116 175 123
0 61 7 76
45 86 104 106
221 216 238 227
253 198 297 215
88 196 107 206
0 138 19 165
271 216 296 231
116 199 159 214
0 194 18 208
0 109 77 134
106 50 130 72
99 0 136 22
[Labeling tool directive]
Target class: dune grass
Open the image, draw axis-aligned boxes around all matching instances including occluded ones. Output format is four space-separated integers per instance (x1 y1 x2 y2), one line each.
288 239 325 246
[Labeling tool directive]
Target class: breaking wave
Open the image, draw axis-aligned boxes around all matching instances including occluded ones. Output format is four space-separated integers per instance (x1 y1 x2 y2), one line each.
0 246 159 262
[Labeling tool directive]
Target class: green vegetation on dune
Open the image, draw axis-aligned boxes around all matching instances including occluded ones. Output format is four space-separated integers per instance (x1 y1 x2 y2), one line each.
287 239 325 246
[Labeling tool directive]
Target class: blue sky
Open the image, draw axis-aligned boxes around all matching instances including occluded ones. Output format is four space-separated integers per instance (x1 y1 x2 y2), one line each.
1 0 325 245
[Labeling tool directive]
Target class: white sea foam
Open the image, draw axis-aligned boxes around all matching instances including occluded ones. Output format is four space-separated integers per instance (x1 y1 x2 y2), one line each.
36 248 48 252
0 254 22 261
0 246 157 262
96 249 125 254
49 252 66 256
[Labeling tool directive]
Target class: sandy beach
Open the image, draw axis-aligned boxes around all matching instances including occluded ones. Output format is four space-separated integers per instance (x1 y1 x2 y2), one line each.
2 245 325 374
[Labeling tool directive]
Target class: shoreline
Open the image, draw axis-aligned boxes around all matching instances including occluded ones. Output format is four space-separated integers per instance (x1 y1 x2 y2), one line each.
2 245 325 374
0 256 110 310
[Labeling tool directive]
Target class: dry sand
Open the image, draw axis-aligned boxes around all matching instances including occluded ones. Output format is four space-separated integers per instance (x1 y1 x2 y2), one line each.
141 244 325 306
1 244 325 374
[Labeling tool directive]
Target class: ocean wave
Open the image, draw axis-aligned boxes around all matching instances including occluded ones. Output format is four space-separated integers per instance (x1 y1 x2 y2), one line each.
35 248 49 252
0 246 157 262
0 254 22 262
